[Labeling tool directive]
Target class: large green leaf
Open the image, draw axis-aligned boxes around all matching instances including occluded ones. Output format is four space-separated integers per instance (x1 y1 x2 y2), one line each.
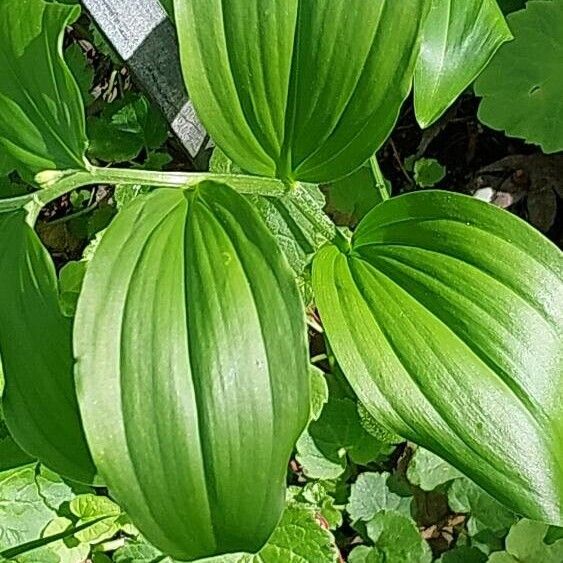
0 0 87 177
475 0 563 154
414 0 512 128
0 213 96 484
313 191 563 524
174 0 428 183
74 182 310 560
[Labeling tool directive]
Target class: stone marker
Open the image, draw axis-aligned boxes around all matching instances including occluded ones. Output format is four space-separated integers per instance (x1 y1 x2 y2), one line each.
81 0 208 157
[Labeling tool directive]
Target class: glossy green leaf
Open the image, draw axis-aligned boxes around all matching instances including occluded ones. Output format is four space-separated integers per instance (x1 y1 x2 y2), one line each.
0 213 96 484
75 182 310 560
313 190 563 524
0 0 88 177
174 0 428 183
475 0 563 154
414 0 512 128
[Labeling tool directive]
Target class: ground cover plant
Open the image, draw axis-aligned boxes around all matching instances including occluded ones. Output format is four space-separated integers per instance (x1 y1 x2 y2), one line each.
0 0 561 561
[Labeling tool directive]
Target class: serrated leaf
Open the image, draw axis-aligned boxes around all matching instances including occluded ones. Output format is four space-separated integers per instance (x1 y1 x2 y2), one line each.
366 511 432 563
448 478 517 542
347 473 412 523
75 182 310 560
488 519 563 563
347 546 382 563
414 0 512 128
0 0 87 176
313 190 563 524
475 0 563 153
0 213 96 483
175 0 428 183
297 383 394 480
69 494 121 544
15 517 90 563
209 148 334 276
407 448 462 492
0 465 74 553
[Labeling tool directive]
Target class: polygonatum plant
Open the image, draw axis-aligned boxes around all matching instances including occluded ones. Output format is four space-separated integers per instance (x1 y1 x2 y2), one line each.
0 0 561 561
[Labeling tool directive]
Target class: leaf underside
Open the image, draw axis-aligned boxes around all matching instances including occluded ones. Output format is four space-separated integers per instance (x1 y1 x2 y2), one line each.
174 0 428 183
313 190 563 524
0 213 96 484
74 182 311 560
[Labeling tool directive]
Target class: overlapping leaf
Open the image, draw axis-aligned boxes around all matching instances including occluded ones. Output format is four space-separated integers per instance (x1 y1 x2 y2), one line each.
414 0 512 127
0 0 88 177
313 191 563 524
174 0 428 183
0 213 96 484
75 182 310 560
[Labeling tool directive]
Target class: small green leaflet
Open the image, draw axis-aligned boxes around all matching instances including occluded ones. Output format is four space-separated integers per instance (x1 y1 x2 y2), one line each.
313 190 563 524
407 447 462 491
361 511 432 563
488 519 563 562
174 0 428 183
414 0 512 128
75 182 310 560
0 0 88 177
347 472 412 523
448 478 517 546
0 213 96 484
475 0 563 154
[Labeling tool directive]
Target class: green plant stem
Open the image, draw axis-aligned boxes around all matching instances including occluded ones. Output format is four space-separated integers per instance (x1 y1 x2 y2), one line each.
0 516 111 559
0 165 343 247
369 155 390 203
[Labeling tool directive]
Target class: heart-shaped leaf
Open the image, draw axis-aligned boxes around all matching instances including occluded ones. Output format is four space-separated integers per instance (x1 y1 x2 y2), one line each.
75 182 310 560
313 191 562 524
174 0 428 183
475 0 563 154
0 212 96 484
0 0 88 177
414 0 512 128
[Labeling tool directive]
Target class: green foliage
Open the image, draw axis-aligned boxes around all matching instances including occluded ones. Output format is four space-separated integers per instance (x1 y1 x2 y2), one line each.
488 519 563 562
412 158 447 188
297 377 396 480
448 478 517 547
313 190 563 524
324 162 391 227
0 0 87 177
475 0 563 153
74 183 310 560
0 465 74 557
174 0 428 182
0 213 96 484
0 0 561 560
407 448 462 492
415 0 512 127
365 511 432 563
347 472 412 523
87 94 169 163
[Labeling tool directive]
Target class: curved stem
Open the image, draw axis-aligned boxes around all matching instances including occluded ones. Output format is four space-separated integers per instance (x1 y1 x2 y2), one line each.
369 155 390 203
0 515 112 559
